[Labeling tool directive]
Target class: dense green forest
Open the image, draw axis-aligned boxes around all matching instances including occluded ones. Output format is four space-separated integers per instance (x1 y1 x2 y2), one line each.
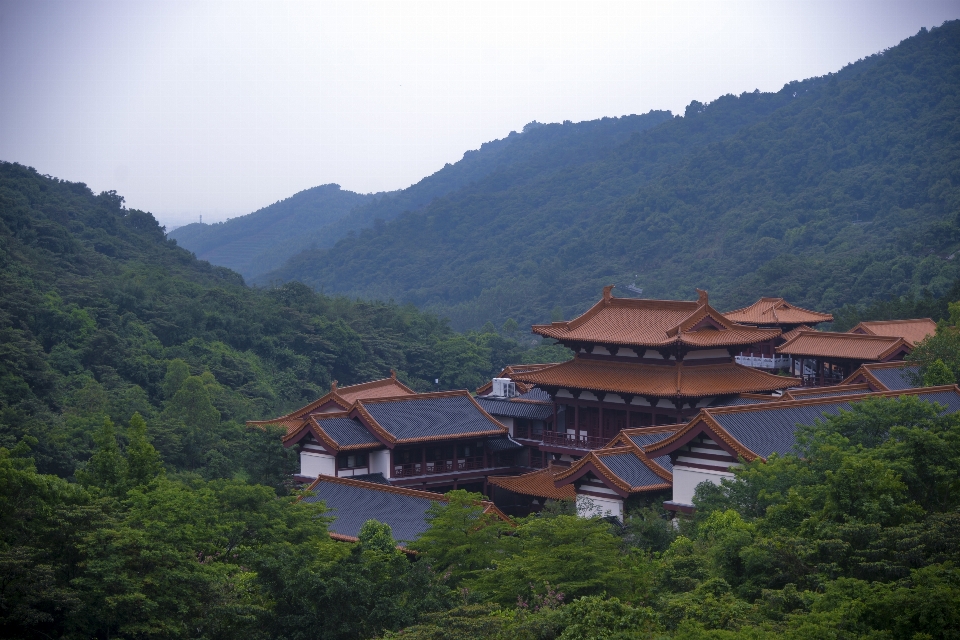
168 184 379 280
5 392 959 638
0 162 567 481
264 22 960 331
170 110 673 282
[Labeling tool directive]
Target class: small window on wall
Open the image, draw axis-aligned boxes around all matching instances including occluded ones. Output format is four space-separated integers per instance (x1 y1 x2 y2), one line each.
338 452 368 469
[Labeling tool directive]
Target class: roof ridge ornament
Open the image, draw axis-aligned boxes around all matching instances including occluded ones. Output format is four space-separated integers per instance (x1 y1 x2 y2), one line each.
331 380 338 391
603 284 615 304
696 288 708 306
390 369 396 379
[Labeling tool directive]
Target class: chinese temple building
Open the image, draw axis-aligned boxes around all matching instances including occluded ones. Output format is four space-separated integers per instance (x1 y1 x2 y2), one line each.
507 287 795 457
848 318 936 347
776 330 912 385
839 360 922 391
723 297 834 367
645 385 960 513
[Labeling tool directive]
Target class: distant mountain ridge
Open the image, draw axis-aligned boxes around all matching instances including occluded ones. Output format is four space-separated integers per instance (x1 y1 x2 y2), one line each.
262 22 960 331
168 184 380 280
171 111 674 280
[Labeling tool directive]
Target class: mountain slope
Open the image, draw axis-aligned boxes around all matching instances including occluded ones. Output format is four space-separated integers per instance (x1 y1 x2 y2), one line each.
174 111 675 281
0 163 566 478
168 184 378 280
264 22 960 330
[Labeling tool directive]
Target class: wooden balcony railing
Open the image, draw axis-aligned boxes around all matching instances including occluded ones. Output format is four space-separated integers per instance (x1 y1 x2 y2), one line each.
540 431 609 450
393 456 492 478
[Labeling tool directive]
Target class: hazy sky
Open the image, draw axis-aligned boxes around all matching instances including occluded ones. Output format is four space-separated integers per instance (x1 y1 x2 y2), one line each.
1 1 957 228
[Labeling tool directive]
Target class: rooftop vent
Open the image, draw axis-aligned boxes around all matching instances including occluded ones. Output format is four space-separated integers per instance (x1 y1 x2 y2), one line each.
491 377 517 398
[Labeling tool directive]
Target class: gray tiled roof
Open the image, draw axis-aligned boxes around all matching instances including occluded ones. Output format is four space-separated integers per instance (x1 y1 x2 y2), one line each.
711 395 777 407
710 389 960 459
363 394 504 442
652 454 673 472
316 416 381 447
486 436 524 452
628 431 677 448
518 388 552 401
870 365 920 391
475 397 554 420
600 453 670 489
302 480 441 543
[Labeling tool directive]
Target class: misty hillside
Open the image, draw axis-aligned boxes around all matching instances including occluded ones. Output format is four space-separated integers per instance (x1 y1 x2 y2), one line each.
173 111 674 280
263 23 960 330
167 184 379 280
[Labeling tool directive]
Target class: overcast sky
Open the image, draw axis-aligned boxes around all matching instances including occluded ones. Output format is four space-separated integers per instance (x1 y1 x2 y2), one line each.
1 1 957 228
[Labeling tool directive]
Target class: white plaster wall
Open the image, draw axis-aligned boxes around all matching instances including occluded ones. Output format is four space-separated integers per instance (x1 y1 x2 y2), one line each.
498 416 515 435
338 467 370 477
576 494 624 521
672 465 734 506
300 451 335 478
369 449 390 476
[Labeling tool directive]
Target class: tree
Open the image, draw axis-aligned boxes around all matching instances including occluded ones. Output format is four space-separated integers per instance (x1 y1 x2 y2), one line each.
76 419 127 496
413 490 509 586
475 514 630 604
924 358 956 386
124 412 164 487
162 359 190 399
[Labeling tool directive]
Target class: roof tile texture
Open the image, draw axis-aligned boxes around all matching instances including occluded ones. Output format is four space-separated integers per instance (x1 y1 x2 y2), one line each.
488 466 576 500
849 319 936 346
512 356 794 398
359 392 506 443
777 331 909 360
724 297 833 326
532 296 780 349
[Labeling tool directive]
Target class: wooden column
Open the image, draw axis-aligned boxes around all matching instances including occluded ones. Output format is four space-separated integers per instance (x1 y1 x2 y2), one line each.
421 447 427 476
574 402 580 437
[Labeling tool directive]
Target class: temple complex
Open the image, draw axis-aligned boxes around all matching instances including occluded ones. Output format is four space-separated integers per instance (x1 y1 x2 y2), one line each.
776 330 912 385
254 286 954 527
507 287 795 458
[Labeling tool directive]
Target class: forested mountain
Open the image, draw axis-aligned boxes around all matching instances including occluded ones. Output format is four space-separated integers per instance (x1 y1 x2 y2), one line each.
167 184 379 279
171 110 674 281
0 162 565 480
264 22 960 331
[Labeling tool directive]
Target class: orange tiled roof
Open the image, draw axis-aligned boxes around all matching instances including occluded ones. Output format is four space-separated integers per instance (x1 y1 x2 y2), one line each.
781 324 814 341
248 373 415 431
777 331 910 361
488 465 576 500
510 356 795 398
531 287 780 349
848 318 936 347
724 297 833 326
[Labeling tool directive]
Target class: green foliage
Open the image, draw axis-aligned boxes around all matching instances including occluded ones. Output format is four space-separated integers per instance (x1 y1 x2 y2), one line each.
265 23 960 331
413 490 510 586
474 514 632 605
925 358 957 385
908 310 960 384
0 161 567 483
